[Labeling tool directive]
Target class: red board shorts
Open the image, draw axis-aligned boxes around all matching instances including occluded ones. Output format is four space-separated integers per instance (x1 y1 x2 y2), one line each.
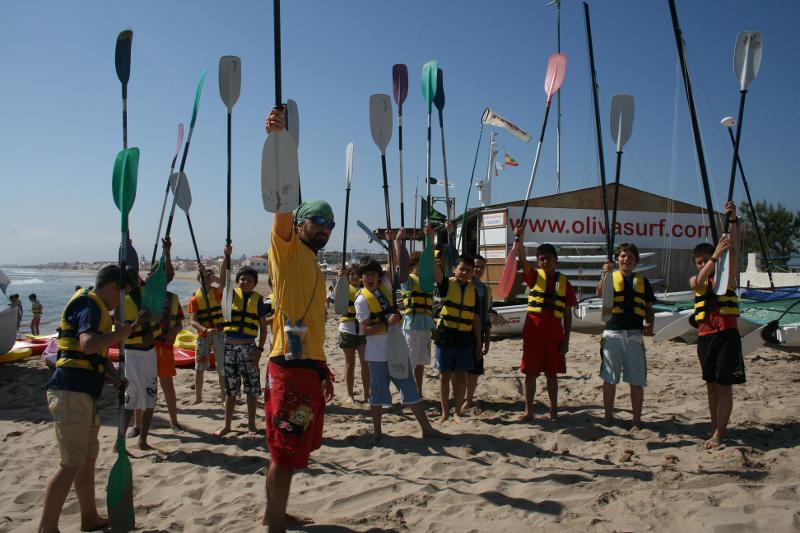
264 359 326 470
522 325 565 376
155 341 177 378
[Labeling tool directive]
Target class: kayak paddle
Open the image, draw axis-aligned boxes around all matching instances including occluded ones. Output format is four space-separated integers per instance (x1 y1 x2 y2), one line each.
392 64 408 226
169 171 210 305
716 31 763 296
356 220 388 251
496 53 566 299
418 60 438 292
0 268 10 295
261 0 300 213
286 98 299 147
115 30 132 149
219 55 242 321
334 143 355 315
369 93 409 380
601 94 634 321
433 67 456 271
108 147 138 533
149 123 185 266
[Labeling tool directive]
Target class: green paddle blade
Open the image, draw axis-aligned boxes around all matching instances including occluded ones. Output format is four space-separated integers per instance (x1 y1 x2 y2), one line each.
142 256 167 317
418 239 434 292
107 433 134 531
112 147 139 232
421 60 438 113
190 69 208 128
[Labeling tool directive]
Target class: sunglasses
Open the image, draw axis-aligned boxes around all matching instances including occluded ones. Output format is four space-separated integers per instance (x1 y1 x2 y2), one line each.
308 215 335 230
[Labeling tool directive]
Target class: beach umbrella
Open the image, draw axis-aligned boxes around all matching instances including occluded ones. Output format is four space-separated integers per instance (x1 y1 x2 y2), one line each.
496 53 566 299
334 143 355 315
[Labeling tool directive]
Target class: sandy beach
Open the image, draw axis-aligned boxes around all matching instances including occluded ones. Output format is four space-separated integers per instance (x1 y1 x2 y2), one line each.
1 313 799 532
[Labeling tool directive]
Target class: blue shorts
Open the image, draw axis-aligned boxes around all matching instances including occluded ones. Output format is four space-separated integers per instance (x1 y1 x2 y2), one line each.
368 361 421 406
434 345 474 373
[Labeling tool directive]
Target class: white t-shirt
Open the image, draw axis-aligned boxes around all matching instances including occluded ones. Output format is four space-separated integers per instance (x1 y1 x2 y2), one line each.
338 319 358 335
354 292 390 362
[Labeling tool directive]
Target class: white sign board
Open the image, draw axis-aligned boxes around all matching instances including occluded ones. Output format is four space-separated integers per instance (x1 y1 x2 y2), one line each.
482 212 505 227
507 207 712 250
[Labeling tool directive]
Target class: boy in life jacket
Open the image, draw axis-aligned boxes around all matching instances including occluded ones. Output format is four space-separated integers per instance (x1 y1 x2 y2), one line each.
355 258 443 445
690 201 745 449
29 293 43 336
189 264 226 404
216 261 271 437
336 263 369 404
8 293 22 333
514 225 577 421
432 240 482 423
463 254 493 410
596 243 655 429
39 265 133 533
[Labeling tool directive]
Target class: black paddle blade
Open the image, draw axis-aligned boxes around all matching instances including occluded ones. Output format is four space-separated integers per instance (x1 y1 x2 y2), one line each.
115 30 133 87
392 64 408 106
433 68 445 111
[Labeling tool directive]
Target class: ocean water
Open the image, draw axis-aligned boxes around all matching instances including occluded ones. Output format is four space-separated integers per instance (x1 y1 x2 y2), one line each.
2 268 201 335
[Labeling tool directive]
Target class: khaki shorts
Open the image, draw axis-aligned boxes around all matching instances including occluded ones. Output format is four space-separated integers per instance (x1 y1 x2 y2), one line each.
47 389 100 468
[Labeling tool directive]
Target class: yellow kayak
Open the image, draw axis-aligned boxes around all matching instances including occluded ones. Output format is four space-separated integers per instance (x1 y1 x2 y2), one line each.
173 329 198 350
0 347 34 364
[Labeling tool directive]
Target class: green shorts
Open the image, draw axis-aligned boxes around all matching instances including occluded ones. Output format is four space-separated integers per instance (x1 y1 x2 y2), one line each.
338 331 366 349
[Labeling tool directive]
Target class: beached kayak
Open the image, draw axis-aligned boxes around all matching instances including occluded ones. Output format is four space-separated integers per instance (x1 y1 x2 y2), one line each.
11 338 49 355
0 346 34 364
106 346 212 369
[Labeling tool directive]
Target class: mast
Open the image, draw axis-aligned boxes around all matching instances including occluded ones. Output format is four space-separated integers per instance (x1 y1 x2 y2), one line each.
667 0 719 244
548 0 562 193
583 2 612 257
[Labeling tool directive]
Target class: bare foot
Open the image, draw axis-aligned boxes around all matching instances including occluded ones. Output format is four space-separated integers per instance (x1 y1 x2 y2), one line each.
519 412 534 422
247 425 259 436
549 409 559 421
262 512 315 526
213 426 232 437
137 440 156 451
603 415 615 426
192 398 202 405
439 414 450 423
703 433 723 449
80 516 109 532
462 400 474 411
453 413 462 424
345 395 355 405
370 432 383 447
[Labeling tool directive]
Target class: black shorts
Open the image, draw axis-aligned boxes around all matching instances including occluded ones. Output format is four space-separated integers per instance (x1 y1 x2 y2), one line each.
468 354 484 376
697 328 746 385
338 331 366 350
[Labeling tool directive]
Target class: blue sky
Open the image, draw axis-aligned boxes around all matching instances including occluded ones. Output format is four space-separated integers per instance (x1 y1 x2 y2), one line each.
1 1 798 264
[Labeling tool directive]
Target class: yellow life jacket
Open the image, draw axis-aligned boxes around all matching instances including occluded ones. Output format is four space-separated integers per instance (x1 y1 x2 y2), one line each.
124 287 162 348
56 289 111 374
223 288 261 337
193 287 224 328
403 273 433 317
357 285 395 327
526 269 567 318
611 271 646 318
437 278 476 333
693 281 739 322
340 284 359 323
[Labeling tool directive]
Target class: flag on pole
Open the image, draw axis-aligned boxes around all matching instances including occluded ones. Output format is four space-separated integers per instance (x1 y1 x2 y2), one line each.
420 198 447 227
495 161 504 176
504 153 519 167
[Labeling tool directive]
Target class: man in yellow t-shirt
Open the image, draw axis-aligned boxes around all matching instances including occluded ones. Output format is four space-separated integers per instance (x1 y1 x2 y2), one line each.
262 108 334 532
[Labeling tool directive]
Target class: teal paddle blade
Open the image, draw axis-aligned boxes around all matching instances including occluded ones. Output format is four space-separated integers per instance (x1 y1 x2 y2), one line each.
142 256 167 317
418 237 434 292
112 147 139 232
421 60 438 113
107 433 134 532
190 69 207 128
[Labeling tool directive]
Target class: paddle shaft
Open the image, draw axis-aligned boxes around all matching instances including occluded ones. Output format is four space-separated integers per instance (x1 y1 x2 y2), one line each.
520 104 553 225
398 107 405 227
185 213 210 305
227 112 232 245
609 150 623 253
121 91 128 150
457 122 485 251
273 0 282 106
437 108 452 227
341 187 351 269
150 144 183 266
726 127 774 288
667 0 718 244
583 2 611 259
380 154 398 307
426 113 432 225
724 90 748 233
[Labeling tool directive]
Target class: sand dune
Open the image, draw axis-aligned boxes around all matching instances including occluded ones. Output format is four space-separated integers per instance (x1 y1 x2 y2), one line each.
1 314 798 531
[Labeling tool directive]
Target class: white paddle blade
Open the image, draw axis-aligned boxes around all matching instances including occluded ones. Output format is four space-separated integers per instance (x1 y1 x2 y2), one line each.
609 94 634 150
734 31 763 91
740 324 767 356
218 56 241 112
720 116 736 129
261 130 300 213
221 272 234 322
169 172 192 212
600 272 614 322
714 249 731 296
345 142 354 188
652 314 693 343
386 325 410 379
544 53 567 102
0 268 10 295
333 276 350 315
286 99 299 147
0 308 16 354
369 94 393 154
481 108 532 143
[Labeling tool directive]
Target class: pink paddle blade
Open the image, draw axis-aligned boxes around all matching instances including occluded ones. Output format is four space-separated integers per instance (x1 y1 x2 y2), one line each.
496 242 519 299
544 53 567 103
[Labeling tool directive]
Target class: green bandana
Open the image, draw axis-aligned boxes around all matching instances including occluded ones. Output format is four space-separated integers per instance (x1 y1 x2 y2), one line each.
293 200 334 225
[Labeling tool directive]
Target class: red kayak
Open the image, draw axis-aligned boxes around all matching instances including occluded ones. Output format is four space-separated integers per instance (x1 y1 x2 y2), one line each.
106 347 215 369
13 338 50 355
